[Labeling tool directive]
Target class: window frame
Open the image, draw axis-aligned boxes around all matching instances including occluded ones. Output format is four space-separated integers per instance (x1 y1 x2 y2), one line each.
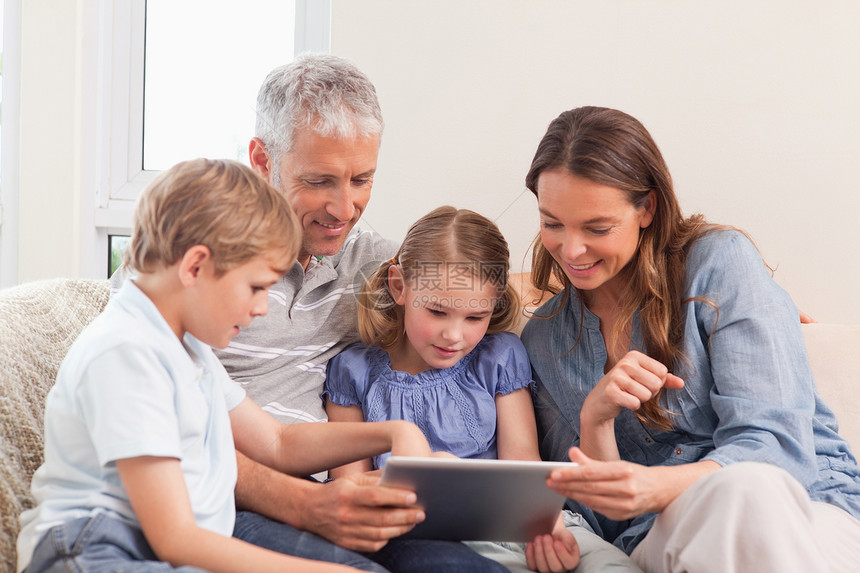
89 0 331 275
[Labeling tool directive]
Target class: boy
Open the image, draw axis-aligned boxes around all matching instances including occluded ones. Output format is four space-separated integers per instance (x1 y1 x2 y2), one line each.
17 158 431 573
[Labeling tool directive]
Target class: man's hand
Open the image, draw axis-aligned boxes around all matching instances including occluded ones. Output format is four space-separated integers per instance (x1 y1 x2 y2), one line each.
298 472 425 552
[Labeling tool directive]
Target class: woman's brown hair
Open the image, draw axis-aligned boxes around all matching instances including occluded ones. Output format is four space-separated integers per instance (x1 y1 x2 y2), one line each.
526 106 715 430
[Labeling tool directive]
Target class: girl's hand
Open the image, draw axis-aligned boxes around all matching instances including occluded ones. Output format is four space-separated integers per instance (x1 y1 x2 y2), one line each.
525 514 580 572
582 350 684 426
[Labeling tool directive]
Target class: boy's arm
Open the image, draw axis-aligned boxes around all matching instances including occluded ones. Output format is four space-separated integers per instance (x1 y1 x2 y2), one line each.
324 401 374 478
116 456 357 572
230 397 430 551
229 397 430 475
234 453 425 552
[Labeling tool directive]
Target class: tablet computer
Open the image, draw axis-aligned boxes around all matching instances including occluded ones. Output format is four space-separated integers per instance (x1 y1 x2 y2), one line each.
379 456 577 542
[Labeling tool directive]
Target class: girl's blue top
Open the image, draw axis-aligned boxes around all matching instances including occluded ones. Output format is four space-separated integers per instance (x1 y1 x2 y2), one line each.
324 332 533 469
521 229 860 554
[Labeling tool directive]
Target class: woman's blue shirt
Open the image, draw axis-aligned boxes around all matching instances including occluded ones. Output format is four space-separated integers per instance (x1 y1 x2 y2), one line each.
521 229 860 554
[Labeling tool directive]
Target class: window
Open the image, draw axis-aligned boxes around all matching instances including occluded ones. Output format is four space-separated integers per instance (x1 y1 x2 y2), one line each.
143 1 295 171
108 235 131 277
92 0 330 276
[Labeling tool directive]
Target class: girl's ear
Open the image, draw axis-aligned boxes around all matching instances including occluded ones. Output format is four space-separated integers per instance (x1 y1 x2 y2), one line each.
178 245 212 287
388 264 408 305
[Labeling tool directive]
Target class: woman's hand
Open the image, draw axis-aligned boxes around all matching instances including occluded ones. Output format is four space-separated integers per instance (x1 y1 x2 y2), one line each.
546 447 660 520
582 350 685 427
578 350 683 459
546 447 718 521
525 514 580 572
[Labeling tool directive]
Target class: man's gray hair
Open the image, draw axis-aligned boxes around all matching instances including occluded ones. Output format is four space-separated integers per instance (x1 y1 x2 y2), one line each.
255 53 384 161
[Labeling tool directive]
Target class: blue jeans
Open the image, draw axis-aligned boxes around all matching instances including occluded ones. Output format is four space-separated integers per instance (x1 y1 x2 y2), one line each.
366 537 511 573
233 510 509 573
232 510 388 572
26 512 207 573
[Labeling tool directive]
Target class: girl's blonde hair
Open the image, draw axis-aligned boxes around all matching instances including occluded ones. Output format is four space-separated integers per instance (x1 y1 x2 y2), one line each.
358 206 520 351
124 158 300 276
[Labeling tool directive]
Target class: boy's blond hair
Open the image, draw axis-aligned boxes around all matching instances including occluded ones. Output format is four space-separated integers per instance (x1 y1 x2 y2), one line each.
124 158 300 276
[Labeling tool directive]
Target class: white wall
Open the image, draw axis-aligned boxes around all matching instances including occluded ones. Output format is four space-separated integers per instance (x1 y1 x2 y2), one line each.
7 0 860 324
10 1 86 282
332 0 860 324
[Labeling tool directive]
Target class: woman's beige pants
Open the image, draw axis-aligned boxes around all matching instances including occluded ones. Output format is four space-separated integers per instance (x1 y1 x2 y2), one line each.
632 462 860 573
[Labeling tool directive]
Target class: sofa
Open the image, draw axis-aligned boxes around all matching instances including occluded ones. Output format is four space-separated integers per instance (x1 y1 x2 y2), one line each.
1 278 858 572
0 279 111 572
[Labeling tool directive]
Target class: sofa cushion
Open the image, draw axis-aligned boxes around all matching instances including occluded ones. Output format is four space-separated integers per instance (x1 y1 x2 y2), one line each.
0 278 109 572
801 323 860 453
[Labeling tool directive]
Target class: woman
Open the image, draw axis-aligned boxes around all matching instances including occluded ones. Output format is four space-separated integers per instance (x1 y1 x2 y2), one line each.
520 106 860 572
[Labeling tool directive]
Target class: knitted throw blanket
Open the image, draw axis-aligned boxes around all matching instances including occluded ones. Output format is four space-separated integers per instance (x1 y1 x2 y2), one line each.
0 278 109 572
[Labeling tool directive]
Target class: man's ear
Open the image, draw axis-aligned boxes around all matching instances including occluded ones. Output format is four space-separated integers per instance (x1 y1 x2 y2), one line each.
248 137 274 183
388 264 407 305
178 245 212 287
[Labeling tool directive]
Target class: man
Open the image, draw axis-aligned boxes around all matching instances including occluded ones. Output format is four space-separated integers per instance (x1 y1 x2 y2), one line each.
223 53 508 573
217 54 392 429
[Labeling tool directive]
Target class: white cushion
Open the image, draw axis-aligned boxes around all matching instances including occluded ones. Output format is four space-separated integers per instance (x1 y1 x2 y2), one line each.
802 323 860 452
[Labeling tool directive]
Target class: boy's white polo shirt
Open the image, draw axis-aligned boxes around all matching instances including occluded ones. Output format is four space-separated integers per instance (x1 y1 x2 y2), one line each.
17 281 245 572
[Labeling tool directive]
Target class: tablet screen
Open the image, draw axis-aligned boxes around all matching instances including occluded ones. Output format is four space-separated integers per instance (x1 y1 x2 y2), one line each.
379 456 577 542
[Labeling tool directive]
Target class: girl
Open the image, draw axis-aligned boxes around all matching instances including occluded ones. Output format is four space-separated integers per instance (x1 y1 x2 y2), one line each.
325 206 528 472
324 206 640 573
521 106 860 572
